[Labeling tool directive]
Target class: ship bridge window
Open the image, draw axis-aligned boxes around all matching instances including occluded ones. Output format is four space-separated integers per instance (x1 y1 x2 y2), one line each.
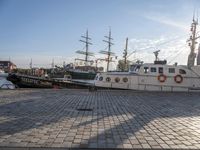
150 67 157 73
144 67 149 73
179 69 186 74
135 66 140 72
169 68 175 73
159 67 163 74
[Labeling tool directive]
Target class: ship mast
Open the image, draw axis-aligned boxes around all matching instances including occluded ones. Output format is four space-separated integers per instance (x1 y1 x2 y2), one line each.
197 44 200 65
122 38 128 71
123 38 128 66
187 15 199 68
76 30 94 66
100 28 115 72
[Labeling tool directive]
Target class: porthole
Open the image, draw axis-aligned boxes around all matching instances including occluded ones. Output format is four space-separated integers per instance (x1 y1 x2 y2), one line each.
106 77 111 82
115 77 120 83
99 76 103 81
123 77 128 83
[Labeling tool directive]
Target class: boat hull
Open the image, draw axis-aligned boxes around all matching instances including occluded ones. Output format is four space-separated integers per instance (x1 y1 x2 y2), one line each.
68 71 96 80
94 71 200 92
7 73 93 89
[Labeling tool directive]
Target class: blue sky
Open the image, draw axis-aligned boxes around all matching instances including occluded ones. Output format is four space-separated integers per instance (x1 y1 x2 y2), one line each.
0 0 200 68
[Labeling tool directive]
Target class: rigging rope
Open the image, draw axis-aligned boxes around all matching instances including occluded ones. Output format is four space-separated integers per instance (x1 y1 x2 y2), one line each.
127 34 189 58
99 46 109 52
167 45 188 64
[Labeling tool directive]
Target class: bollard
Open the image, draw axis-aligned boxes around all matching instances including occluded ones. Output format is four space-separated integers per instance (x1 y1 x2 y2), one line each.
89 86 97 92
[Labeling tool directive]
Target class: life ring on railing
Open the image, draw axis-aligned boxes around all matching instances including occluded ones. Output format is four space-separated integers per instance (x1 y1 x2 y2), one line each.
157 74 167 83
174 74 183 83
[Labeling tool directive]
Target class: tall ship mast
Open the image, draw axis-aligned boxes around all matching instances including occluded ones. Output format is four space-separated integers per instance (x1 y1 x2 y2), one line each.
187 16 200 68
100 28 115 72
64 30 97 80
76 30 94 66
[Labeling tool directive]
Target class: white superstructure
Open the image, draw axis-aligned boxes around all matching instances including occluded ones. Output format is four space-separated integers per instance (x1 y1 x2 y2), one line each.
95 63 200 92
94 18 200 92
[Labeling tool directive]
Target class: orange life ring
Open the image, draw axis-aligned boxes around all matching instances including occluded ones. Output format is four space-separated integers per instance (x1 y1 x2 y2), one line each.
157 74 167 82
174 75 183 83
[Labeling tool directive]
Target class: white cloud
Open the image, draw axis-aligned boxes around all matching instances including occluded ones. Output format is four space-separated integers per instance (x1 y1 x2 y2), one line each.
1 36 194 69
127 36 190 65
3 55 77 69
143 14 188 31
5 53 111 71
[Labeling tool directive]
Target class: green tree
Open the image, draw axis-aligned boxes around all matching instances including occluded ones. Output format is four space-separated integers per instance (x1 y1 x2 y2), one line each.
117 59 131 71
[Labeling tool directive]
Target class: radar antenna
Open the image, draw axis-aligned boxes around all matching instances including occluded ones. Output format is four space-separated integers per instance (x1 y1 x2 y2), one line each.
153 50 160 61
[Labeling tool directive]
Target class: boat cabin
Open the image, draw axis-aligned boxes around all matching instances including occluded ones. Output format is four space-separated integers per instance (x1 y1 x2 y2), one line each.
95 63 200 91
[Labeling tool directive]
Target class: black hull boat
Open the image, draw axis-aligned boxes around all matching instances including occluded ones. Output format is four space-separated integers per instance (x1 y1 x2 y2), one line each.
7 73 93 89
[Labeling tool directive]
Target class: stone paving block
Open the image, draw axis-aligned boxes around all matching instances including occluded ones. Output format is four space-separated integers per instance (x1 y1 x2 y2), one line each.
141 143 151 149
182 140 192 146
0 89 200 149
88 142 98 148
122 144 132 148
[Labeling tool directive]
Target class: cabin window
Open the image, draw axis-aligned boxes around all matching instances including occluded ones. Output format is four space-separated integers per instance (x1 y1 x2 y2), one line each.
130 65 140 72
144 67 149 73
123 77 128 83
135 66 140 72
106 77 111 82
95 76 98 80
179 69 186 74
169 68 175 73
129 65 135 72
150 67 157 73
159 67 163 74
115 77 120 83
99 76 103 81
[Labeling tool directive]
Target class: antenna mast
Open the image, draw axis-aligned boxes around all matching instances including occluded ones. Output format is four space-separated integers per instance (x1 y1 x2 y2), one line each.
187 15 199 68
76 30 93 66
51 59 54 68
30 58 32 69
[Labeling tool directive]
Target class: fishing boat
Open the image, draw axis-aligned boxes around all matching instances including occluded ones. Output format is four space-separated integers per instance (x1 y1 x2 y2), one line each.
94 18 200 92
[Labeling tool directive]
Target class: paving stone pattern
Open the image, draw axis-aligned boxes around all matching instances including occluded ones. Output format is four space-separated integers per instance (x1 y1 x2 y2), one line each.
0 89 200 149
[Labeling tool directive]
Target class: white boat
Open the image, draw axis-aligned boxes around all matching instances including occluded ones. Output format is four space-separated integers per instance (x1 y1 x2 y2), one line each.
0 70 8 78
94 18 200 92
0 71 15 89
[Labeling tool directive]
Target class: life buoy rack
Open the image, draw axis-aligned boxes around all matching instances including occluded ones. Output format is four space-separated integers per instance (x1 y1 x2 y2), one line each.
174 74 183 83
157 74 167 82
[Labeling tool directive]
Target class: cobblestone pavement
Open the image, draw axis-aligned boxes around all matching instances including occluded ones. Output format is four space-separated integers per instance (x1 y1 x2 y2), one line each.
0 89 200 149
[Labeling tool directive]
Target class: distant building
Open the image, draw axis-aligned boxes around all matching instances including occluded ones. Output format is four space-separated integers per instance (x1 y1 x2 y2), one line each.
0 61 17 72
31 68 45 76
